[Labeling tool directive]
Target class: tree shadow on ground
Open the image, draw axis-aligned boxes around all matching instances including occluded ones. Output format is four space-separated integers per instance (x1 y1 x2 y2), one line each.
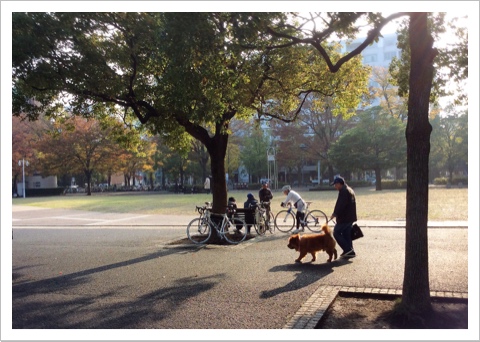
260 258 351 299
12 247 223 328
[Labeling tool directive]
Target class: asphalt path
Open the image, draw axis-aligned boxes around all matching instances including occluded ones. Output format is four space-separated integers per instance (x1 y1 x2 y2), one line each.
10 206 469 339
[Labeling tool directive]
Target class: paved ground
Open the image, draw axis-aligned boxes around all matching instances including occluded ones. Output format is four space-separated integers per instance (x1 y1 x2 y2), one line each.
8 205 471 339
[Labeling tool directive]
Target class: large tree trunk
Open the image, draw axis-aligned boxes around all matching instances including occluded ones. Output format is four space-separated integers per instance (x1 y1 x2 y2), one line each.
205 129 229 244
402 13 435 314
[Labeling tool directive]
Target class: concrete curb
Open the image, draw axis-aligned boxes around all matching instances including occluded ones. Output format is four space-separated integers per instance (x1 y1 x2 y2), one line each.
284 285 469 329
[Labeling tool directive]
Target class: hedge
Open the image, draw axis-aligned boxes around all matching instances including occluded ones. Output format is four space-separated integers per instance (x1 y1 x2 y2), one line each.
24 187 66 197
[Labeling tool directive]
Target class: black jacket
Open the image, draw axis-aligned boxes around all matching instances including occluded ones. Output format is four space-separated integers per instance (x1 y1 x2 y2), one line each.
258 188 273 202
244 198 258 209
333 184 357 224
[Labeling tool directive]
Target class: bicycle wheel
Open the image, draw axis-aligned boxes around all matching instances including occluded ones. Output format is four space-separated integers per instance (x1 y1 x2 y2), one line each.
266 211 275 233
186 218 211 244
254 213 267 236
304 210 328 233
224 218 247 244
274 210 295 233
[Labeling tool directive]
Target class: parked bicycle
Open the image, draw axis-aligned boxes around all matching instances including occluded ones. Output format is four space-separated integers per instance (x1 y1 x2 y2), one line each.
187 205 248 244
274 201 328 233
253 201 275 235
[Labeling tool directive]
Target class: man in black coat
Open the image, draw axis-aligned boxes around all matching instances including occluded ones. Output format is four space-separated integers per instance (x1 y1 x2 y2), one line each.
258 181 273 225
330 176 357 259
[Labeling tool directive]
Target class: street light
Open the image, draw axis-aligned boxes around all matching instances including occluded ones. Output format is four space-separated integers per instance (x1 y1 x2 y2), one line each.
18 158 29 198
267 147 277 190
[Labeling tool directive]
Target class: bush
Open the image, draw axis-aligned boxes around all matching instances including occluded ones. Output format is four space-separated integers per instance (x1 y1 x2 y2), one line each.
381 180 407 189
434 176 468 187
25 188 66 197
453 176 468 186
433 177 448 185
347 180 374 188
309 185 335 191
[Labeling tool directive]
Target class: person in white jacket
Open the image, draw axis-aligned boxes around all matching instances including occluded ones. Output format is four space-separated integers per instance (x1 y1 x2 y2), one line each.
204 176 211 194
280 185 306 233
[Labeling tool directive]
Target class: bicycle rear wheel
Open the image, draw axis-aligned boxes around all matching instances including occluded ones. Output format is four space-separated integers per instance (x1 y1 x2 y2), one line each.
304 210 328 233
254 213 267 236
224 218 247 244
266 211 275 233
186 218 211 244
274 210 295 233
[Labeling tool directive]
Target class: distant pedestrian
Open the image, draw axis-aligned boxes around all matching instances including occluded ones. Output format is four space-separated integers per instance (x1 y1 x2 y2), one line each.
330 176 357 259
204 176 211 194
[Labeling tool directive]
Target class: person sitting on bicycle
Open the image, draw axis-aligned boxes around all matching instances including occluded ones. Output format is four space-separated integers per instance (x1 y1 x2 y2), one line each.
259 181 273 224
244 193 258 234
281 185 306 233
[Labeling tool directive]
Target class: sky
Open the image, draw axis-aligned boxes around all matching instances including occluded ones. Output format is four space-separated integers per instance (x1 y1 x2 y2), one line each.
2 2 479 341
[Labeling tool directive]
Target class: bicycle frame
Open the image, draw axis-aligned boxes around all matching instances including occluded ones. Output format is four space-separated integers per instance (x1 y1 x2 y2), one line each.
274 202 327 233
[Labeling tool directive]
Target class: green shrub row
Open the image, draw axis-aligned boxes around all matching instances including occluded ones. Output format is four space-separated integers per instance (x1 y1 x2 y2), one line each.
380 180 408 189
23 188 66 197
433 177 468 186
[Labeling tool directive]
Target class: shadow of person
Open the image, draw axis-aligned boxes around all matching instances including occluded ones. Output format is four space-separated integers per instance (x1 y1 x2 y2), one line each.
259 258 351 299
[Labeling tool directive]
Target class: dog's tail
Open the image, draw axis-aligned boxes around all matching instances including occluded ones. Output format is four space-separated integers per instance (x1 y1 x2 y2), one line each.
321 224 330 234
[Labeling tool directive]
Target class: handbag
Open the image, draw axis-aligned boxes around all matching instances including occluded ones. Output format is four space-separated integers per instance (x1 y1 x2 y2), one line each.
351 223 364 240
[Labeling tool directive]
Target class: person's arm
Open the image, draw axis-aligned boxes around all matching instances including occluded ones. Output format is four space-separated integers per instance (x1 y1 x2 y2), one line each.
282 192 293 207
333 190 349 218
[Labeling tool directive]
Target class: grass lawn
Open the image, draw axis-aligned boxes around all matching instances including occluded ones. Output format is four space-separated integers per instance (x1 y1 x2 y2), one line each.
12 186 468 221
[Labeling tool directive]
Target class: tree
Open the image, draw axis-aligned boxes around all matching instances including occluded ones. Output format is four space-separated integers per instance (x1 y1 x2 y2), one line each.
12 115 50 195
263 11 465 316
329 106 407 189
271 121 310 185
370 66 408 122
119 136 156 188
239 126 270 183
12 13 366 244
38 116 123 195
298 96 357 183
430 108 468 183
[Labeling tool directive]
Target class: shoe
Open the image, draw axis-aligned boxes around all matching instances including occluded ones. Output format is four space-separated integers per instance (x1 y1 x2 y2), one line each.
291 228 304 234
341 249 356 258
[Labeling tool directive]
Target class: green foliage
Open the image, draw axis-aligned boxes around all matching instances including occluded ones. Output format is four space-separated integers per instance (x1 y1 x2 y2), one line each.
239 126 270 182
381 180 408 189
429 108 468 181
433 177 468 186
389 13 468 106
329 106 407 173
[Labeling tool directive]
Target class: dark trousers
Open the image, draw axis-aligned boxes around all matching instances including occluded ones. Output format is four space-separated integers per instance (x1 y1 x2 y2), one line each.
296 211 305 229
333 222 354 253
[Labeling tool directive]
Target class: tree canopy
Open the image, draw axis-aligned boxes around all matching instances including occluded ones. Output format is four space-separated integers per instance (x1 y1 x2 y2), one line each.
329 106 407 189
12 12 369 214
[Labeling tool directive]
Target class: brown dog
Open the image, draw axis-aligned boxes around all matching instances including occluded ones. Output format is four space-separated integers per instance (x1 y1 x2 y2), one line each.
287 224 338 263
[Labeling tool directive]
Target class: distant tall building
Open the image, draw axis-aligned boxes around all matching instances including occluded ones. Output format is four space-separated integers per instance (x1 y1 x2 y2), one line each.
340 32 400 69
340 32 401 107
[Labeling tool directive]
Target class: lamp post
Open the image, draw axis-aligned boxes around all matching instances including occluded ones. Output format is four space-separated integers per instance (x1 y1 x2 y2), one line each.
18 158 29 198
267 147 277 190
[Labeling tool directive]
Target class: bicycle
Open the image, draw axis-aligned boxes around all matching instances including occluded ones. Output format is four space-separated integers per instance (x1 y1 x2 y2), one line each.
253 201 275 235
187 203 212 237
274 201 328 233
186 206 248 244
